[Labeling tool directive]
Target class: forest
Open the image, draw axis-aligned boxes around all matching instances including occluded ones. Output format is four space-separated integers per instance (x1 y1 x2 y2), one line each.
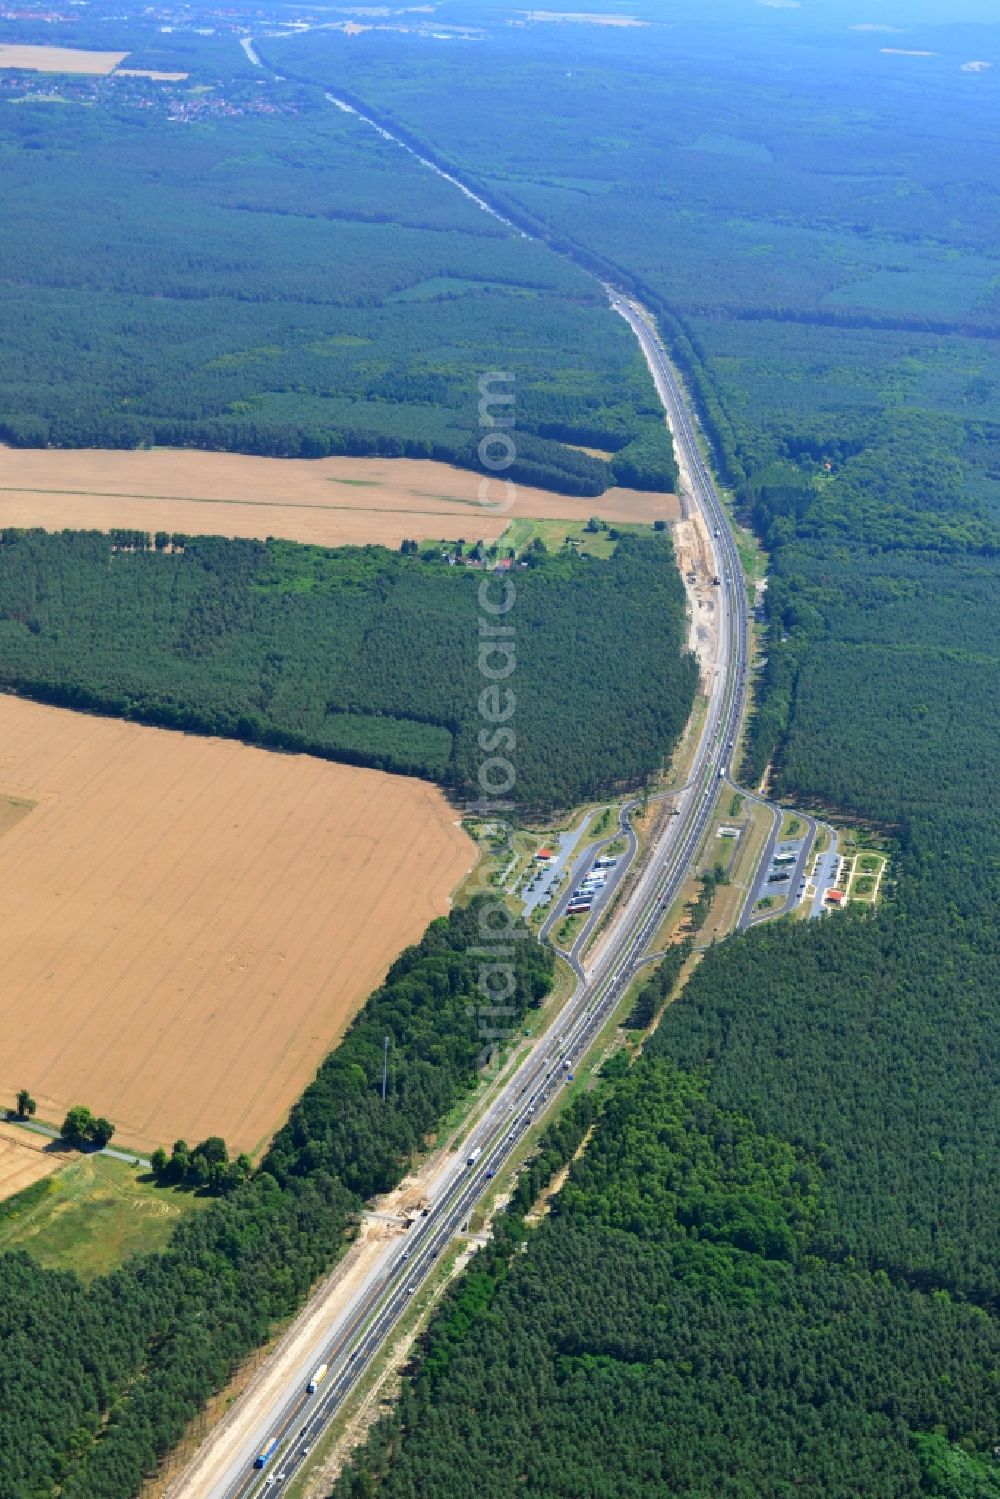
0 528 695 811
0 900 553 1499
332 1058 1000 1499
0 3 997 1494
282 6 1000 327
0 76 676 494
255 8 1000 1495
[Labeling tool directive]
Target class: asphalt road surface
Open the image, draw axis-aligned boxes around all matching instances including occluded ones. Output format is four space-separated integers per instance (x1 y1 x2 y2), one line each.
810 829 842 917
519 808 591 919
739 818 817 930
539 801 638 977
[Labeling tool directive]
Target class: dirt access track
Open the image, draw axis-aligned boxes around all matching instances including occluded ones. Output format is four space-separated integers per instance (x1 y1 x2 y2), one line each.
0 696 473 1157
0 448 676 548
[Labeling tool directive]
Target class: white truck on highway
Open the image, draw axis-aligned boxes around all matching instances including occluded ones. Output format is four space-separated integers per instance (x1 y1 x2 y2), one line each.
466 1147 482 1168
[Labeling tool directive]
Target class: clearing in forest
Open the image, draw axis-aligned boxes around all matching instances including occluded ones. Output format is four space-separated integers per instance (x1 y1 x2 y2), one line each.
0 1150 205 1280
0 447 676 547
0 696 473 1157
0 44 128 73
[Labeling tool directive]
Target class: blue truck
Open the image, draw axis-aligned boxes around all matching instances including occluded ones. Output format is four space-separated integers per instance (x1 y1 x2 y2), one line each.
254 1436 279 1470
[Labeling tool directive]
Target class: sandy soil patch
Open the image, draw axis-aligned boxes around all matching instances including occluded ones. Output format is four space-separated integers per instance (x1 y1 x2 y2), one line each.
0 1123 70 1202
673 507 718 690
0 44 128 73
566 442 615 460
0 447 675 548
0 696 473 1156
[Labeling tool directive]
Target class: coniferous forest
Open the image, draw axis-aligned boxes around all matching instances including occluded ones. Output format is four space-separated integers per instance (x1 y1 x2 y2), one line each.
256 8 1000 1497
0 528 694 811
0 73 676 495
0 1 997 1496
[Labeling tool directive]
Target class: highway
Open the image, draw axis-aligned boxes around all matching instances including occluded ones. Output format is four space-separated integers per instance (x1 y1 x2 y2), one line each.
608 290 750 813
196 293 754 1499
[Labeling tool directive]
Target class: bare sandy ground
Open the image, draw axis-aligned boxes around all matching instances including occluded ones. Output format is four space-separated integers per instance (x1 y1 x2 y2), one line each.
673 507 719 690
0 696 474 1156
0 447 676 548
0 1123 70 1202
0 44 128 72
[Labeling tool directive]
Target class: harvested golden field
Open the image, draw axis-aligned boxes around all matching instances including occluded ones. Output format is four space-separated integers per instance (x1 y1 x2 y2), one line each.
0 1123 71 1203
0 44 128 73
0 446 676 547
0 696 474 1157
